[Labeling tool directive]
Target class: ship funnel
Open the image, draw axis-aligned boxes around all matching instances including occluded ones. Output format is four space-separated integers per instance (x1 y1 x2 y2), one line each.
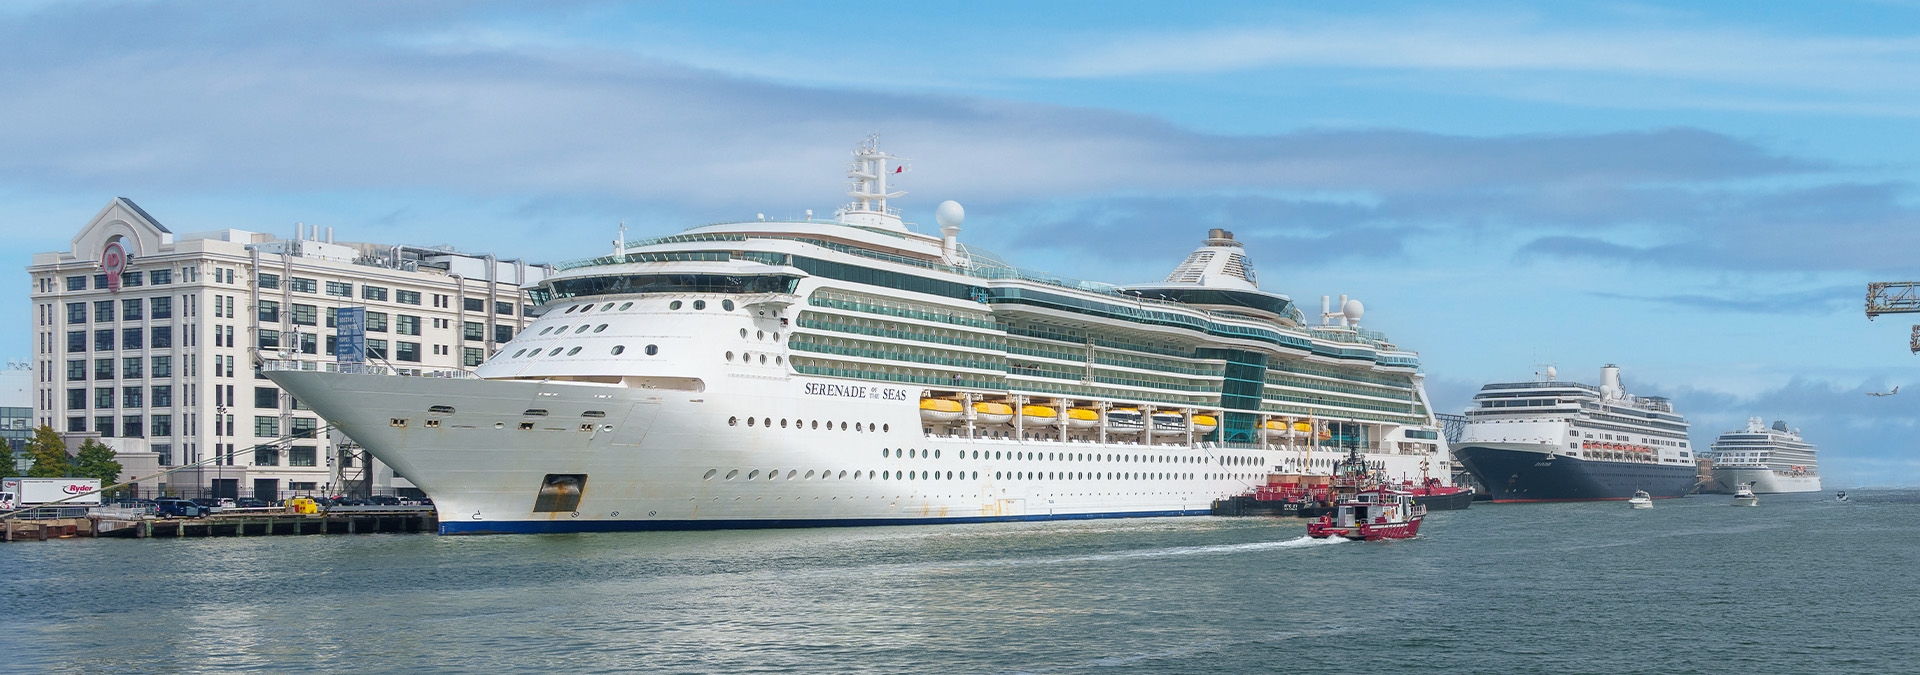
1600 364 1622 397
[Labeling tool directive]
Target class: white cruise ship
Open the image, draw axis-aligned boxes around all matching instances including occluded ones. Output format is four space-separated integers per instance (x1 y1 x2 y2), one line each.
267 138 1450 534
1454 365 1699 501
1707 418 1821 493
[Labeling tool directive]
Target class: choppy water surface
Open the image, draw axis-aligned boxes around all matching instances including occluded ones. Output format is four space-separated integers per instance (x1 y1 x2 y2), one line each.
3 491 1915 674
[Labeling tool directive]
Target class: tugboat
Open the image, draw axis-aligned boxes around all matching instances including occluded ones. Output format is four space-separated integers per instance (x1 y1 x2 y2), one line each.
1399 458 1473 511
1627 490 1653 509
1731 483 1759 507
1307 486 1425 541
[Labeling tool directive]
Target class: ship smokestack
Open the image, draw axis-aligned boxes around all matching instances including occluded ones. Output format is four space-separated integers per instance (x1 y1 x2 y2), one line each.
1601 364 1622 398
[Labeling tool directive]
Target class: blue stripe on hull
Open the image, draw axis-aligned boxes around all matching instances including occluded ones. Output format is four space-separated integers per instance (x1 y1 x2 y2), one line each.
1456 445 1697 501
438 508 1211 535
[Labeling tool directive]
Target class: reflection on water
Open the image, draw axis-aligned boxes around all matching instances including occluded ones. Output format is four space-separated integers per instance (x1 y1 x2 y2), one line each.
1 491 1914 674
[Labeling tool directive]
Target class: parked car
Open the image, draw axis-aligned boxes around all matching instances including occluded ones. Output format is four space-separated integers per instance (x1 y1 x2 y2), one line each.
235 498 268 508
154 498 202 518
368 495 402 506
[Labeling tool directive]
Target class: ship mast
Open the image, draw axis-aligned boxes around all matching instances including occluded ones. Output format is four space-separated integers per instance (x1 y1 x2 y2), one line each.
837 134 909 231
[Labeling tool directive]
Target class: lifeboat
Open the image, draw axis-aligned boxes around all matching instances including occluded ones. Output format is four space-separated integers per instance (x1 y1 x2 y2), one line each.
1191 414 1218 434
1264 420 1291 438
918 398 962 422
1105 408 1145 433
1066 407 1100 429
1150 412 1187 435
972 402 1014 425
1020 404 1060 427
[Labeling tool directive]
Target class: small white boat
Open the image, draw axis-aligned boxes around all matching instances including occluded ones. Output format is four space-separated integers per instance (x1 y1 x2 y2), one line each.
1731 483 1759 507
1627 490 1653 509
1836 491 1849 502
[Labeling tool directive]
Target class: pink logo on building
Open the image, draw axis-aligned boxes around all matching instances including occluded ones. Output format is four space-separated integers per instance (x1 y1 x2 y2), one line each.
101 240 128 292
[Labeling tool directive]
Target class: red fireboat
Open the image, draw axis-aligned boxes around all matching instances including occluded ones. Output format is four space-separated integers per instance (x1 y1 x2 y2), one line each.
1306 485 1426 541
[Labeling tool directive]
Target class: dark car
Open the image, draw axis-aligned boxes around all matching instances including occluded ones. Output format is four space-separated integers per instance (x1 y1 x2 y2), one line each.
154 498 201 518
235 498 268 508
368 495 402 506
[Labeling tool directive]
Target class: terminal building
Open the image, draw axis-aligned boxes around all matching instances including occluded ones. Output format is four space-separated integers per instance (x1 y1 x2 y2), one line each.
26 198 550 500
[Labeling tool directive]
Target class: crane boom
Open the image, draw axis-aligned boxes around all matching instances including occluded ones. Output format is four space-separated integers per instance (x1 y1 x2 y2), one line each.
1866 281 1920 318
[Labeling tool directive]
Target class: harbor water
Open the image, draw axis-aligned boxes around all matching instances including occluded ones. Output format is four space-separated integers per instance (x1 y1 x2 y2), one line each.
2 491 1914 673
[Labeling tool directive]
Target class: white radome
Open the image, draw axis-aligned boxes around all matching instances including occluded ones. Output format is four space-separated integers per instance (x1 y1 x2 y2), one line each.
935 200 965 229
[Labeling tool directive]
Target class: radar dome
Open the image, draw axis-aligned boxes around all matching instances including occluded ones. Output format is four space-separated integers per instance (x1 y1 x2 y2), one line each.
1545 365 1557 380
935 200 965 231
1341 299 1365 323
1600 384 1618 399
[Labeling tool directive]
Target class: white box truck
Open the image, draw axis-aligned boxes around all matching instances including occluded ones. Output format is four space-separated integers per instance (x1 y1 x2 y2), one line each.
0 477 103 510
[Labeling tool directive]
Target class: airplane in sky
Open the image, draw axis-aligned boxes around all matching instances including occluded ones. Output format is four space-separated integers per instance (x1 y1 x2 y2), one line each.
1868 386 1900 397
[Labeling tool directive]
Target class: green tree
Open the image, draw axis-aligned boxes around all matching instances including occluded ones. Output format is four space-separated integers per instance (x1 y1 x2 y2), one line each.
24 425 72 478
0 440 14 478
74 439 123 487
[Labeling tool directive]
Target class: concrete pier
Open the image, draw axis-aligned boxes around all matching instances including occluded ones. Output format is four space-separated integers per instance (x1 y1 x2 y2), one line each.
3 508 437 542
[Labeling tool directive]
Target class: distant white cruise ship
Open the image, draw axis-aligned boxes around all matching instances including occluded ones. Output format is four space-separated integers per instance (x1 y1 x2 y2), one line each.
1707 418 1820 494
267 137 1449 534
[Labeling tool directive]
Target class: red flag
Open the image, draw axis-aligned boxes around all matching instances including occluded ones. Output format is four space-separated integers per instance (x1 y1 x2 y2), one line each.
894 166 903 173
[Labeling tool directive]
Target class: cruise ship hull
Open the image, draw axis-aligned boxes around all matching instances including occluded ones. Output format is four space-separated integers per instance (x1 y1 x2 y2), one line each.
1711 468 1821 494
270 370 1436 534
1455 444 1698 501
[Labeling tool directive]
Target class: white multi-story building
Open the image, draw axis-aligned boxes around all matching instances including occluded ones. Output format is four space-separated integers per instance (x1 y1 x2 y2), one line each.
27 197 549 500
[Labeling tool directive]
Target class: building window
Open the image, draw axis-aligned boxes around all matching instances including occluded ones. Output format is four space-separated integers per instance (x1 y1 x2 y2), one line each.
94 359 113 380
150 296 172 319
122 298 143 321
253 446 280 466
258 272 280 289
366 311 388 332
95 387 115 409
95 300 113 319
325 281 353 297
258 300 280 323
123 386 143 408
122 415 143 438
254 416 280 438
463 321 484 341
66 360 85 381
463 347 485 367
68 331 85 352
123 271 144 287
154 443 172 465
291 418 318 438
396 315 421 336
66 303 85 324
150 326 172 348
151 414 172 437
289 446 317 467
66 388 86 410
121 328 143 349
149 269 171 285
366 338 388 360
396 290 421 305
363 285 387 301
291 304 317 326
395 341 421 362
94 329 113 351
152 385 172 407
494 325 514 343
464 297 485 312
255 387 279 409
289 277 317 293
95 415 114 437
151 356 171 378
94 274 110 290
67 417 85 433
495 301 514 316
65 276 86 291
299 332 317 355
258 329 280 349
122 357 142 378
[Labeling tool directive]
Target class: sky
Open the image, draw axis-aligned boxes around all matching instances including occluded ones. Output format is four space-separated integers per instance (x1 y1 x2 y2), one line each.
3 1 1919 484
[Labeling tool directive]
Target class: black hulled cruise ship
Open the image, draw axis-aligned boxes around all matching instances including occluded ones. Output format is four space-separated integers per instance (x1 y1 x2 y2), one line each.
1454 365 1699 501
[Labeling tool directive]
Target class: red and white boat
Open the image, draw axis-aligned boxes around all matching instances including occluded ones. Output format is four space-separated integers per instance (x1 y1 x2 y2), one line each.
1306 486 1425 541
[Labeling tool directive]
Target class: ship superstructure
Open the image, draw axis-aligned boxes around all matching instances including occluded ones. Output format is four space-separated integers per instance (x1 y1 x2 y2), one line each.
1454 365 1698 501
266 137 1450 534
1707 418 1820 493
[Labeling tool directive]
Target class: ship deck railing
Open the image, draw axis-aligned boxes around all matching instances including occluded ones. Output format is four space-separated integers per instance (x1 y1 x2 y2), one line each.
260 359 478 379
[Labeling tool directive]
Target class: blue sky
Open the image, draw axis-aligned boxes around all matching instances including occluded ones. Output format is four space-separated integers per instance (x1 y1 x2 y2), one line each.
4 1 1919 484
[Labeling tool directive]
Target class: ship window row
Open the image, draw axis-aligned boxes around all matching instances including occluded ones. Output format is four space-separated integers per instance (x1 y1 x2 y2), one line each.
791 358 1010 391
725 351 782 365
808 290 997 330
563 301 637 315
509 344 658 358
728 416 892 433
790 335 1002 371
1267 360 1413 390
1266 377 1415 404
797 314 1005 351
737 328 781 341
539 323 611 336
542 273 800 302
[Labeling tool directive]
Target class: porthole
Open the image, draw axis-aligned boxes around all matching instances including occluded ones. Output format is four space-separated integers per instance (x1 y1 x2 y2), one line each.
853 471 862 479
566 347 582 356
513 349 527 357
611 345 625 355
693 300 706 310
726 351 734 361
740 328 749 339
722 299 735 311
763 418 771 427
781 419 788 428
934 449 941 459
758 354 767 364
839 422 847 431
756 330 765 340
703 469 718 480
971 471 977 479
646 345 658 356
747 470 760 480
619 302 633 310
565 305 579 314
725 469 738 480
786 469 797 479
574 325 590 334
747 417 756 427
670 300 683 310
883 448 890 458
880 423 886 432
811 420 819 429
729 416 738 426
601 302 614 311
583 410 606 418
539 327 554 336
883 471 891 480
578 304 592 313
772 332 780 342
995 472 1002 480
548 347 563 356
804 470 815 479
838 471 847 479
556 325 569 333
593 324 607 333
774 356 783 365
